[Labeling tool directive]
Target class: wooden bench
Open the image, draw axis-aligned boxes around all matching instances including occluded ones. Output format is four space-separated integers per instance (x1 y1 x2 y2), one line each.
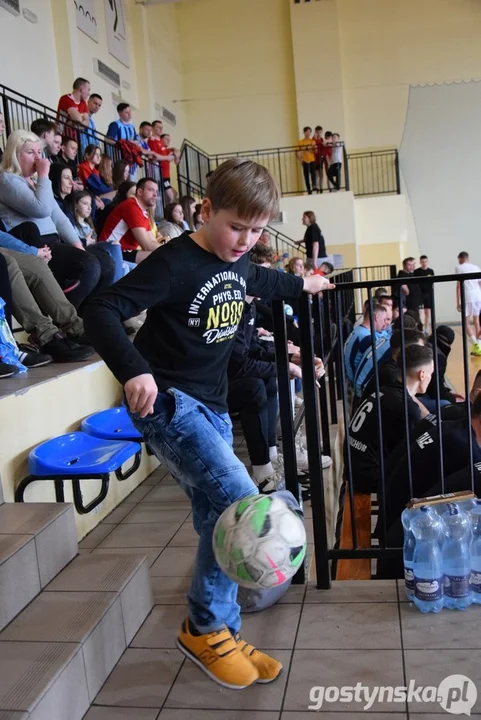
335 491 372 580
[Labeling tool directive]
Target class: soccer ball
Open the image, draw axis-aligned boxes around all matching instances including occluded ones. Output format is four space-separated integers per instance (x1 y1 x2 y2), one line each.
213 493 307 589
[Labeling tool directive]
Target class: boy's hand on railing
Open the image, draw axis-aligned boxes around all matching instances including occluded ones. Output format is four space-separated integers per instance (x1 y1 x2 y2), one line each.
303 275 336 294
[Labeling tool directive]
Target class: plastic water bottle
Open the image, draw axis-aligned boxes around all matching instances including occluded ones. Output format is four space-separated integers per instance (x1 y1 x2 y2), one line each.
401 507 415 601
411 506 444 613
442 503 473 610
470 500 481 604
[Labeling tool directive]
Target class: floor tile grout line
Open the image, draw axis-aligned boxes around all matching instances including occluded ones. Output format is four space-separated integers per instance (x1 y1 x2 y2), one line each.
277 584 307 715
396 578 410 719
158 653 186 712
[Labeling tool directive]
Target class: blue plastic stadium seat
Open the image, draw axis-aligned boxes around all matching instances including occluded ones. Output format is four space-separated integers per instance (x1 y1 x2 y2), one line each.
29 432 141 476
16 432 142 514
81 407 142 442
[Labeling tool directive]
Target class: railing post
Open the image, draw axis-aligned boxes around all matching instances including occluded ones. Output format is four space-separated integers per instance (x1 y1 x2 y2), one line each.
394 150 401 195
343 144 350 192
298 294 331 589
2 94 12 137
185 147 191 197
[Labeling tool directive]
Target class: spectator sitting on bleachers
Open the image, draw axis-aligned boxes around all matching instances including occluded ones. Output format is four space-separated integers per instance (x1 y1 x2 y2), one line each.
344 302 388 386
94 181 136 236
0 129 104 309
112 160 130 190
347 344 433 494
193 203 203 230
379 393 481 570
98 177 160 264
361 326 424 397
77 145 115 199
48 165 116 288
157 202 185 240
315 260 334 276
30 120 61 164
58 135 79 174
64 190 124 283
107 103 137 143
286 257 305 277
57 77 90 137
180 196 196 231
258 229 271 247
0 237 94 362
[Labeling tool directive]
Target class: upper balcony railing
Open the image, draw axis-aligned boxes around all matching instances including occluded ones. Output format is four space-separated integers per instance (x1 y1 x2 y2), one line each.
0 83 166 216
177 139 400 199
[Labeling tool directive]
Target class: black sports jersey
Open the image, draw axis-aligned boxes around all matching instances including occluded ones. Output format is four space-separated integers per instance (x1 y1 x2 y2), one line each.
382 415 481 532
413 266 435 296
346 381 422 493
397 270 423 311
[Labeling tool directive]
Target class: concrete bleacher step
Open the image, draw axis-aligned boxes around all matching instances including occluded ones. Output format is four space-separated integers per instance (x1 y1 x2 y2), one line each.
0 552 153 719
0 503 78 633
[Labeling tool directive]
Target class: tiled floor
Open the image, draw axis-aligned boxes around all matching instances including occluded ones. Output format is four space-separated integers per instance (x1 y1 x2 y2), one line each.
79 433 481 719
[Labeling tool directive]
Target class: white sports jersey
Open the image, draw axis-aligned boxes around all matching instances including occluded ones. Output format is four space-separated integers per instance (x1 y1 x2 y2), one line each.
455 262 481 301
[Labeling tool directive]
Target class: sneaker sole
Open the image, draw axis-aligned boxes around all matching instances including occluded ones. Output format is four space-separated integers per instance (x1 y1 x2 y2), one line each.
176 638 258 690
24 358 53 368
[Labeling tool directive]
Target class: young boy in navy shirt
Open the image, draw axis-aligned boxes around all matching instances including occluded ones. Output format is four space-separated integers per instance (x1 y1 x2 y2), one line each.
84 159 333 690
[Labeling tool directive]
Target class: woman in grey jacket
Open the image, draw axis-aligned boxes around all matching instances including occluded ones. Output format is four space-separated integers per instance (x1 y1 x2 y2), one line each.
0 130 104 309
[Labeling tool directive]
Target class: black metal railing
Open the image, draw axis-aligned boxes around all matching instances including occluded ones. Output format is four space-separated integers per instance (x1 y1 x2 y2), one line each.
347 149 399 197
0 83 166 217
178 139 400 199
267 226 306 264
274 269 481 588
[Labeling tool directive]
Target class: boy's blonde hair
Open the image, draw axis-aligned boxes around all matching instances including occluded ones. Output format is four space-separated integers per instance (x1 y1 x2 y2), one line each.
206 158 280 221
1 129 42 175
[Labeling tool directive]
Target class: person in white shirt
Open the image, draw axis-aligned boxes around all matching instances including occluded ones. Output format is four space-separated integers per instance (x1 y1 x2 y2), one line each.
327 132 343 191
455 251 481 356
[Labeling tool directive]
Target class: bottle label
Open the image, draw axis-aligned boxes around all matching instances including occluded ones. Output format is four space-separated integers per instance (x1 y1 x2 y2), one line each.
469 571 481 594
404 567 414 593
444 573 470 598
414 576 443 602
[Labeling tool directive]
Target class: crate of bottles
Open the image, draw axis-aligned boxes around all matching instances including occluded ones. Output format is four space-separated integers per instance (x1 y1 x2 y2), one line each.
402 490 480 612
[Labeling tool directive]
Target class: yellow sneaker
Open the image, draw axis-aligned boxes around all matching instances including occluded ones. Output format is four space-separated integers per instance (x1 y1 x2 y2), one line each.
234 633 283 683
472 343 481 357
177 618 259 689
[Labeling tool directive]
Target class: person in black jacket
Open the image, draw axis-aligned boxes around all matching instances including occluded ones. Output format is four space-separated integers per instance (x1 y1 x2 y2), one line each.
227 299 294 493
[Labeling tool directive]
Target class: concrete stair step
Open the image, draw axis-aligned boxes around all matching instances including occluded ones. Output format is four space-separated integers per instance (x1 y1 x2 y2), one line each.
0 504 77 633
0 553 153 720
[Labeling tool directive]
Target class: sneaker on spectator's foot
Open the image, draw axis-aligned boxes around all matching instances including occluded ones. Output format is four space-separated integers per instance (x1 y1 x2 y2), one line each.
0 362 19 378
67 332 92 347
254 468 285 494
42 334 95 363
17 344 53 368
294 395 304 409
177 618 259 690
233 633 283 683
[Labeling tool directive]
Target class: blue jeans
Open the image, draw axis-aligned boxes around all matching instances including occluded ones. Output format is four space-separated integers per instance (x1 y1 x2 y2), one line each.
418 395 451 413
100 243 124 283
131 388 258 634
